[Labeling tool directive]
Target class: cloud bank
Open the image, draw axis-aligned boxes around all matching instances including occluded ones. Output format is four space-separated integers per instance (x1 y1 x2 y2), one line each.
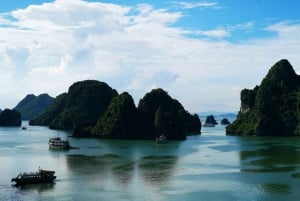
0 0 299 112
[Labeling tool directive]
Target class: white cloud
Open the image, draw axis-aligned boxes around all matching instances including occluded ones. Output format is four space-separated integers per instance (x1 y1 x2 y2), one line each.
0 0 299 113
193 28 230 38
169 1 221 9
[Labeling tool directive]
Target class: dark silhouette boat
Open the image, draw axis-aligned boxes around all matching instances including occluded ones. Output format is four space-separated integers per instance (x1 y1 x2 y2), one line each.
11 168 56 186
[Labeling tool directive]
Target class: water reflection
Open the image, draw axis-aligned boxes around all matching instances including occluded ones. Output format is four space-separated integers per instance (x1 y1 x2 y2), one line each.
65 138 182 189
111 162 135 186
15 183 56 194
239 138 300 173
66 153 179 187
138 155 178 186
255 183 290 194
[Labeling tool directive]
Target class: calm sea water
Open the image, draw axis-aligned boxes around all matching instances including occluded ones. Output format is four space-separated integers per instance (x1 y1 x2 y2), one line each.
1 120 300 201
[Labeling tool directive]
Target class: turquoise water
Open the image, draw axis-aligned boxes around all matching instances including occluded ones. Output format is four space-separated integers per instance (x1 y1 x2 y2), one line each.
1 121 300 201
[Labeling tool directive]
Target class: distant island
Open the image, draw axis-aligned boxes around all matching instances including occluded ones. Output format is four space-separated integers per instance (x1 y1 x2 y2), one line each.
203 115 218 127
226 59 300 136
14 94 54 120
221 118 230 125
30 80 201 140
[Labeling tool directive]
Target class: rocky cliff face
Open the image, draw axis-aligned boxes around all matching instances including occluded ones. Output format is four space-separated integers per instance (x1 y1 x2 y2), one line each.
226 59 300 136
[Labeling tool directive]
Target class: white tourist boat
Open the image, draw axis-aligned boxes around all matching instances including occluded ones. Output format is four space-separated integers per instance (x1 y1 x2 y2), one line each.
48 137 70 149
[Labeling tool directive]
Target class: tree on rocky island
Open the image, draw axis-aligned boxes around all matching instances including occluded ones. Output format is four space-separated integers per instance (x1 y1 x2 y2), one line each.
0 109 22 127
226 59 300 136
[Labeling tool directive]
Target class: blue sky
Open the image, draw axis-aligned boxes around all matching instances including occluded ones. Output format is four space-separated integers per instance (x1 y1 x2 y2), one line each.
0 0 299 113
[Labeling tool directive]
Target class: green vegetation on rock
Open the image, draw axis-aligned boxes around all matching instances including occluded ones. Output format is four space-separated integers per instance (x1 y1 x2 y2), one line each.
29 93 68 127
90 92 141 139
30 80 118 131
226 59 300 136
30 81 200 140
137 88 201 140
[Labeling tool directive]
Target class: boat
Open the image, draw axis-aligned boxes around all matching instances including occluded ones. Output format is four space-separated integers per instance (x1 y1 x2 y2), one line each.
21 126 27 130
156 134 167 143
48 137 70 149
11 168 56 186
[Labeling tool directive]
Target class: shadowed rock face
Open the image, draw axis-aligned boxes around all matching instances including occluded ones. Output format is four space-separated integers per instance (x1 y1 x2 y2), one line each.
226 59 300 136
14 93 54 120
0 109 21 127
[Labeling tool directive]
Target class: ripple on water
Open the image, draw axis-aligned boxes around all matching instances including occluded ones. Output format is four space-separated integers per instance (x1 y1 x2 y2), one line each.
291 172 300 179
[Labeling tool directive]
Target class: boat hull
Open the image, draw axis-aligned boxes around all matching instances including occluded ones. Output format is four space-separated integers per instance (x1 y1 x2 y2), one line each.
11 177 56 186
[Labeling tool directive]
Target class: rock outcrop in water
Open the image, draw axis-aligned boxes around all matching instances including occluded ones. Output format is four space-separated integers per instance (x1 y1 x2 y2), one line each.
203 115 218 127
137 88 201 140
30 81 201 140
226 59 300 136
221 118 230 125
14 94 54 120
0 109 21 127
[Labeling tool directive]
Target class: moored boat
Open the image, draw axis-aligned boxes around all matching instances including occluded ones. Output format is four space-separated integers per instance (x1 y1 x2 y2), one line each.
11 168 56 186
48 137 70 149
156 134 167 143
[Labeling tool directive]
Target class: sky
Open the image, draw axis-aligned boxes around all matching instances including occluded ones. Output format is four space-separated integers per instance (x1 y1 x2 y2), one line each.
0 0 299 113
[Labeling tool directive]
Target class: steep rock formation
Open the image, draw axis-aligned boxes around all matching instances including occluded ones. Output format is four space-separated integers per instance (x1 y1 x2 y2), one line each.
203 115 218 127
89 92 142 139
30 80 118 131
226 59 300 136
137 88 201 140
